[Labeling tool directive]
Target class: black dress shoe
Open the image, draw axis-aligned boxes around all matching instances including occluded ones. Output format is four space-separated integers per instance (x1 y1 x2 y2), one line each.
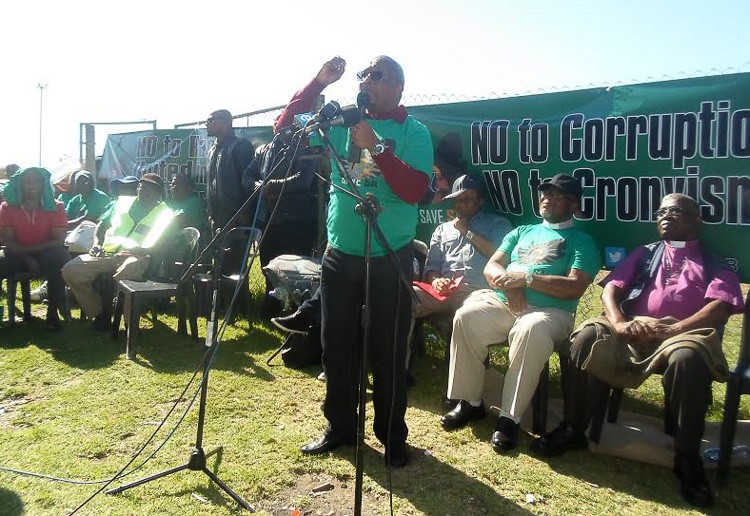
271 310 310 334
530 422 588 457
300 433 354 455
490 416 519 453
673 452 714 508
385 442 409 468
440 400 486 430
442 397 460 410
45 307 62 331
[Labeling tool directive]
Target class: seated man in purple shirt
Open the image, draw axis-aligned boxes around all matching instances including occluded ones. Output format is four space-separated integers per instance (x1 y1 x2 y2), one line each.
531 193 744 509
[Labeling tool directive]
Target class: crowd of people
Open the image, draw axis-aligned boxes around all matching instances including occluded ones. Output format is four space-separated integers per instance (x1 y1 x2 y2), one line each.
0 53 745 510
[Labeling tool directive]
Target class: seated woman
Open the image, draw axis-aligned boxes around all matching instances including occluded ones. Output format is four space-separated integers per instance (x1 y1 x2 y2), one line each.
0 167 71 330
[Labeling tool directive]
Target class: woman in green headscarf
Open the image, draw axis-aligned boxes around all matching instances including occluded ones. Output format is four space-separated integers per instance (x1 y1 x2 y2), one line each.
0 167 71 330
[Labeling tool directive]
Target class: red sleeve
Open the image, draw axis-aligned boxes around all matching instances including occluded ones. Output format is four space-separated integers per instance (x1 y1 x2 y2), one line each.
0 202 13 227
274 78 326 133
50 201 68 227
373 150 430 204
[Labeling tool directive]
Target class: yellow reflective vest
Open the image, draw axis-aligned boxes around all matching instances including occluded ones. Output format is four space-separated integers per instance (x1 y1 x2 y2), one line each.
102 197 175 254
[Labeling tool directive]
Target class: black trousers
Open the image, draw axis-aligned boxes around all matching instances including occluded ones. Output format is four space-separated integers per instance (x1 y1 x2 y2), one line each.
0 247 71 314
319 245 413 446
565 324 713 455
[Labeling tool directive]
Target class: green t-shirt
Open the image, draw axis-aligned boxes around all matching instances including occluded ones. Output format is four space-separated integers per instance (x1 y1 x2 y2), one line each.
65 188 112 221
168 195 208 232
319 115 433 256
496 223 602 312
57 191 75 209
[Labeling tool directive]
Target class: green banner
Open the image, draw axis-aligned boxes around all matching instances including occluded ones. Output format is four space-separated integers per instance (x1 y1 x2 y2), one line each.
99 127 272 190
411 72 750 281
100 73 750 280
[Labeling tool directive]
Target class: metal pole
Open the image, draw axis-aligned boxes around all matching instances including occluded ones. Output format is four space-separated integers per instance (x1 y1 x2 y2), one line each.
37 83 47 166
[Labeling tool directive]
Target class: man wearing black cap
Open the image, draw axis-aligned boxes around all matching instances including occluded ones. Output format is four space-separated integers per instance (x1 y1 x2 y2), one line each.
63 173 177 328
413 174 512 322
439 174 601 455
531 193 744 508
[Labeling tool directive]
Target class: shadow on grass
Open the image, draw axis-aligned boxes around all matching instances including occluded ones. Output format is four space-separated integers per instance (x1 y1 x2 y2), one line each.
339 443 534 514
0 487 24 516
0 317 122 369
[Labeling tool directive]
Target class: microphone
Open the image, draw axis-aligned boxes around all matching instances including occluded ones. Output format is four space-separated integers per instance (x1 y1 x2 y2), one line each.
356 91 370 114
313 100 341 122
349 92 370 164
303 104 361 134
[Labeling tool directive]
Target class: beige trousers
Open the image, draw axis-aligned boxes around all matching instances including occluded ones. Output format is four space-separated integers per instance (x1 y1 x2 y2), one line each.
446 289 574 421
62 254 149 317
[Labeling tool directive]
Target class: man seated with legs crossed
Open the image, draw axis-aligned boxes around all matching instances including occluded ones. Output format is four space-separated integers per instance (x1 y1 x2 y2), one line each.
440 174 601 454
413 174 512 325
62 173 177 329
531 193 744 508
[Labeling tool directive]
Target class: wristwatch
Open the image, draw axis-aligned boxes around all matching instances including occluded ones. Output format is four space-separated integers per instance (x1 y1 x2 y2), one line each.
465 230 475 242
371 141 386 156
525 271 534 287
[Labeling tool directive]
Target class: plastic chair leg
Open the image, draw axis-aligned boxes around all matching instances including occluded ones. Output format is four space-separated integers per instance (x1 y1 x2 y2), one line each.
718 378 741 485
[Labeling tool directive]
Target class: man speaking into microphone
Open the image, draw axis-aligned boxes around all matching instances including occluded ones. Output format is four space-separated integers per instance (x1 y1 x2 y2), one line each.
275 56 433 467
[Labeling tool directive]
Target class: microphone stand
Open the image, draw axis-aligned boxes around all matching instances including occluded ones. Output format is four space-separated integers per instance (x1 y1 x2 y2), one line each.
104 132 297 512
314 127 418 516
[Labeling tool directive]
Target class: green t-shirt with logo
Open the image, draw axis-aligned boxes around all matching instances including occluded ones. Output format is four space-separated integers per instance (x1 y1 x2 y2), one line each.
496 223 602 312
65 188 112 221
320 115 433 257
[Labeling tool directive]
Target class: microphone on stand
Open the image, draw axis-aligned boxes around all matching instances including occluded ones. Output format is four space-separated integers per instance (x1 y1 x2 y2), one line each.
348 92 371 163
295 104 362 134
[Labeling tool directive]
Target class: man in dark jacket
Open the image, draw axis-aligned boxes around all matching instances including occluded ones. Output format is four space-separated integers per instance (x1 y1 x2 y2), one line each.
206 109 254 315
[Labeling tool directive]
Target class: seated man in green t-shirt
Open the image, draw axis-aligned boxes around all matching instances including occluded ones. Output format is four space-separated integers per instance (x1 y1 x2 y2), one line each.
440 174 601 455
65 170 112 229
167 172 208 235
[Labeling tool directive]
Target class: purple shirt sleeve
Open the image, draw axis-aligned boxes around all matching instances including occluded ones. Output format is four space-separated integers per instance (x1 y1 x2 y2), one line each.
706 269 745 315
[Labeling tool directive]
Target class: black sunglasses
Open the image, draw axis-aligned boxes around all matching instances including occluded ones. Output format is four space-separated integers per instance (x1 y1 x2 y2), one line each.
356 69 386 82
654 206 688 218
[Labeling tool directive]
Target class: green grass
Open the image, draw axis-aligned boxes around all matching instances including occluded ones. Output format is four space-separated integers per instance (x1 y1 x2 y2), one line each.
0 275 748 515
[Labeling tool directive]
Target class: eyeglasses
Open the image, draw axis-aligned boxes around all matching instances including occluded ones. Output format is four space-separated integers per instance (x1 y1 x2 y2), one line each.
356 69 386 82
654 206 688 218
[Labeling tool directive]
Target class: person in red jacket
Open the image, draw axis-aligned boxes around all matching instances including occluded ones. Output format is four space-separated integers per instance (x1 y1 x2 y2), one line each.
0 167 70 329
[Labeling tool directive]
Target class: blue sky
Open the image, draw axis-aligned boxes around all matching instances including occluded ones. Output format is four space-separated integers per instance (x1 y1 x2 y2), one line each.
2 0 748 170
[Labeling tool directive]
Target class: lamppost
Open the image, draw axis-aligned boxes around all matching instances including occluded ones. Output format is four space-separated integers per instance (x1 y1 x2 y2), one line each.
37 83 48 166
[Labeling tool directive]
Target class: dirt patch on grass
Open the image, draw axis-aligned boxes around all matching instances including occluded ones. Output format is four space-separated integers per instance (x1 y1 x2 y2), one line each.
255 472 388 516
0 394 41 428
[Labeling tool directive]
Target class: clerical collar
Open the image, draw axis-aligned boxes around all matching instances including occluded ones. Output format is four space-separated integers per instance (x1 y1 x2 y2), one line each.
542 218 575 229
665 239 699 249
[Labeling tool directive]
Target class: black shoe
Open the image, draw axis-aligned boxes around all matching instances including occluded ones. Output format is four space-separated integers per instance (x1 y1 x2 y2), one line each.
440 400 486 430
673 452 714 508
300 432 354 455
530 422 588 457
385 442 409 468
45 307 62 331
490 416 519 453
442 397 460 410
271 311 310 334
91 315 110 331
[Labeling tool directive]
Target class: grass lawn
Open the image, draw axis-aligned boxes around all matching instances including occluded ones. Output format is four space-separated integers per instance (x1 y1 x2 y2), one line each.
0 275 749 515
